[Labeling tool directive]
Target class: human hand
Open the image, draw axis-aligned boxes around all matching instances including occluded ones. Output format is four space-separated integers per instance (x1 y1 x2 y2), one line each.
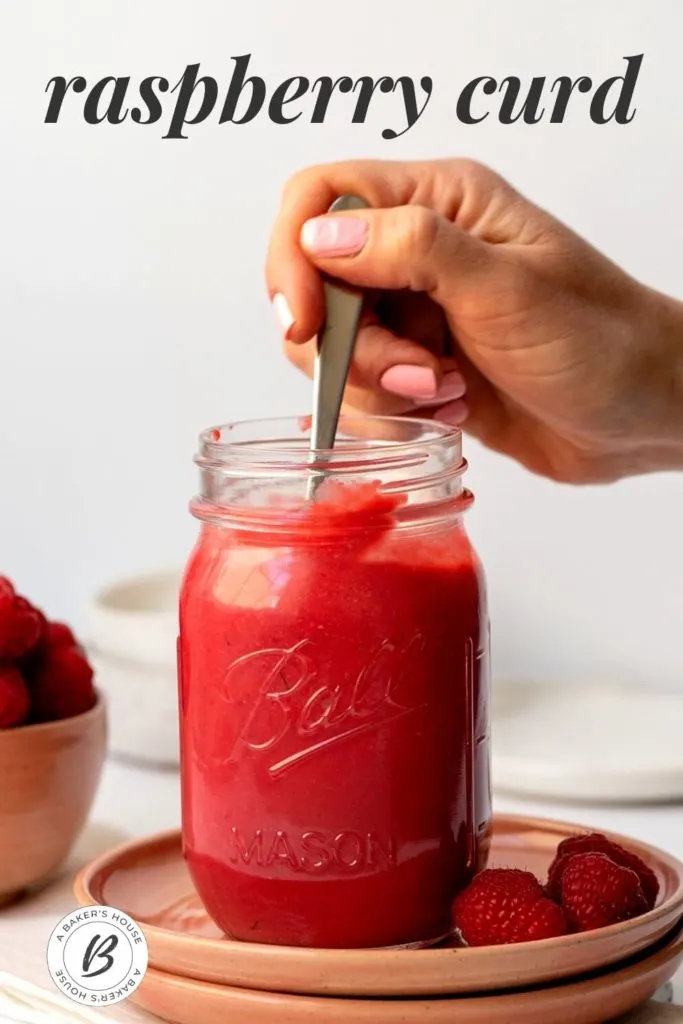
266 159 683 483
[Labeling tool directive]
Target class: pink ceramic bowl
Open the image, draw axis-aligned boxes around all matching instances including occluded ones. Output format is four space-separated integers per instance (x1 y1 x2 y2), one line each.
0 694 106 904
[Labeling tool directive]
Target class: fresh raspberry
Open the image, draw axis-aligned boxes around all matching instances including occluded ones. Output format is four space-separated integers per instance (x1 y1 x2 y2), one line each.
46 621 77 649
30 644 96 722
0 665 31 728
547 832 659 909
21 618 78 678
0 588 45 661
0 577 14 614
453 868 567 946
18 596 47 643
560 852 649 932
461 867 545 899
505 896 569 943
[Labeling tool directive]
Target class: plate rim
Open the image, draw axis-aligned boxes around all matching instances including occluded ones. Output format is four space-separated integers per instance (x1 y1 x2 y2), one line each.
131 920 683 1012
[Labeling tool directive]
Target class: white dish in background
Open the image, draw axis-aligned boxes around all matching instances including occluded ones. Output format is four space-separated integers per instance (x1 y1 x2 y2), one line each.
85 570 182 768
492 680 683 804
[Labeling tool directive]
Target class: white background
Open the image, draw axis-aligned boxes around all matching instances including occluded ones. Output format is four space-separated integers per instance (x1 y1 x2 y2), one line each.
1 0 682 689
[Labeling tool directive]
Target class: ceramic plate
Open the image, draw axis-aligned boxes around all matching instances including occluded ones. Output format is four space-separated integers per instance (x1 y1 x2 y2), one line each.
492 681 683 802
74 814 683 997
130 923 683 1024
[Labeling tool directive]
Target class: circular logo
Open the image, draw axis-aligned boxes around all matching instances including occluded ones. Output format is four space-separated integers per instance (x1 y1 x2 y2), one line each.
47 906 148 1007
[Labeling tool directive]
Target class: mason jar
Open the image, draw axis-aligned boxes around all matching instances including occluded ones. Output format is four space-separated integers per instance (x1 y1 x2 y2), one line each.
178 415 491 949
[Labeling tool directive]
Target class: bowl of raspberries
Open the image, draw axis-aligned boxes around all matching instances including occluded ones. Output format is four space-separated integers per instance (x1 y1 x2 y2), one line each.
0 575 106 904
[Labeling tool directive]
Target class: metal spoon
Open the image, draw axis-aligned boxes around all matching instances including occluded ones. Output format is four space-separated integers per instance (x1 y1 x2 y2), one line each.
307 194 369 500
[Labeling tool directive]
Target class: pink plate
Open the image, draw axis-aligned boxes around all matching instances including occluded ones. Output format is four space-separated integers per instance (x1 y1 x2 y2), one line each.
131 924 683 1024
74 813 683 997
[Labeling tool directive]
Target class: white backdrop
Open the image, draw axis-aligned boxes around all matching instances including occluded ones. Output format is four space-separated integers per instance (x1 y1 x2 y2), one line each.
1 0 682 688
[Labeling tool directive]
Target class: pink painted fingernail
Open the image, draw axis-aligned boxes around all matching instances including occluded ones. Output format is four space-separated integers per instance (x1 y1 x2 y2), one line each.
379 364 438 401
435 399 469 425
418 371 467 407
273 293 295 337
301 216 369 257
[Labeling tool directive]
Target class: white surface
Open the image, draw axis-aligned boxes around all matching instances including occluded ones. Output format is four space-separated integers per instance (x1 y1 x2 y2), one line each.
493 683 683 802
1 0 683 694
0 972 108 1024
1 759 682 1022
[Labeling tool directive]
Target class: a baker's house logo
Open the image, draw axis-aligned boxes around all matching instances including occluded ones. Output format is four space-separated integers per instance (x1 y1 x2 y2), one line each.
47 906 148 1007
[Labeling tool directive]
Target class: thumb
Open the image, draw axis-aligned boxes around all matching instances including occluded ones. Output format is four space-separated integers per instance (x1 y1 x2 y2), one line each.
300 205 491 299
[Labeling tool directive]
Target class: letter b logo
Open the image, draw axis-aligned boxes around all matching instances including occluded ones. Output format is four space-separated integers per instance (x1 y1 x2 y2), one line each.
48 906 148 1006
82 933 119 978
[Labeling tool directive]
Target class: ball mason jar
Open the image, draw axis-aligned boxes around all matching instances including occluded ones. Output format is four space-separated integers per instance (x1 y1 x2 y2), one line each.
178 415 491 949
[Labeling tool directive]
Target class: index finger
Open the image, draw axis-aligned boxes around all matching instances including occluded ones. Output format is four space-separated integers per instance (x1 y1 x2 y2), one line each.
266 160 421 342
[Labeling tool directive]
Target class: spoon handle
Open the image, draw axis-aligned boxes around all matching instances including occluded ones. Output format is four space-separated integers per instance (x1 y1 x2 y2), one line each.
308 194 369 499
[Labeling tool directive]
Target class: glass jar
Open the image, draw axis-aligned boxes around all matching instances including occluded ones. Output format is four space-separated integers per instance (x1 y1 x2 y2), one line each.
179 415 491 950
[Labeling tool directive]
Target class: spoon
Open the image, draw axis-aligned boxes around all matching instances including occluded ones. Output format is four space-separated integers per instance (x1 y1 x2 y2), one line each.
307 194 369 500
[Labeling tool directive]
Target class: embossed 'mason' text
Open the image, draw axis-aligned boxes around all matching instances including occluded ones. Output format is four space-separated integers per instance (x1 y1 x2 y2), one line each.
228 827 395 873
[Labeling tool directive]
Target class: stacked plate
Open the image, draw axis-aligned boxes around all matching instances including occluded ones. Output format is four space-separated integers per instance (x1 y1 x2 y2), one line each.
491 682 683 803
74 815 683 1024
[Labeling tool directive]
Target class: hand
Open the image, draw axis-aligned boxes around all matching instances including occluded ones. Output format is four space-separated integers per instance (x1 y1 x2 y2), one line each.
266 159 683 483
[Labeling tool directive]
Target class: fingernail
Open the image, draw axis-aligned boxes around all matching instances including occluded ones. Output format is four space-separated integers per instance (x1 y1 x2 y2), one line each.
434 399 469 425
273 293 295 338
380 364 438 401
418 371 467 408
301 216 369 257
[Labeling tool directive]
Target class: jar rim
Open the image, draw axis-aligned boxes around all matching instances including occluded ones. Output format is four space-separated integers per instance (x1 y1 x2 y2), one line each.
192 415 470 533
196 414 462 471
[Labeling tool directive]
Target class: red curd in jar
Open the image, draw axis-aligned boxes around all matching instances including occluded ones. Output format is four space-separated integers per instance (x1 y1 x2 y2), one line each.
179 416 491 949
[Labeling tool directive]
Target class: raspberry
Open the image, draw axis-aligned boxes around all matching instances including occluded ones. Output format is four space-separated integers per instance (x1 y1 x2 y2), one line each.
0 577 14 615
18 596 47 643
453 868 567 946
46 621 77 649
460 868 545 901
560 852 649 932
547 832 659 909
21 619 80 678
0 587 45 661
0 665 31 728
31 644 96 722
506 896 569 943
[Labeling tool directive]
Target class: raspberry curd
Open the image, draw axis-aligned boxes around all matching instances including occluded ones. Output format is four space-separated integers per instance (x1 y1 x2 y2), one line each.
179 416 491 949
